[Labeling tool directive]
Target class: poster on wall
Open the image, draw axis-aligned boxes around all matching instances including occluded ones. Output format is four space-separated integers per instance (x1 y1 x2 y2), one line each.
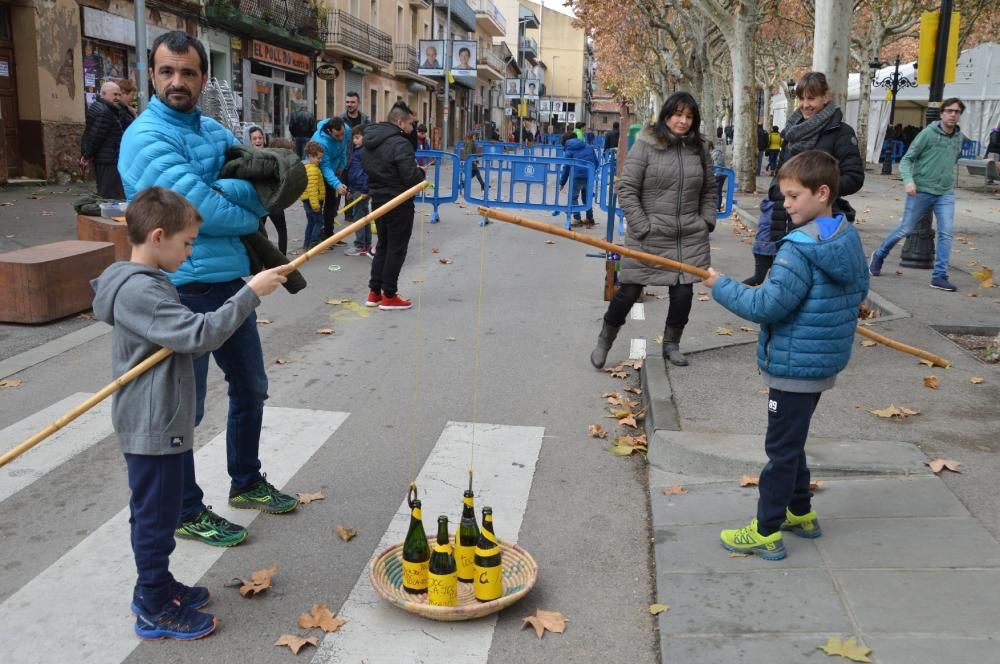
82 40 129 107
522 78 540 100
504 78 520 98
418 40 444 76
538 99 551 112
551 100 563 114
451 40 477 76
567 111 577 123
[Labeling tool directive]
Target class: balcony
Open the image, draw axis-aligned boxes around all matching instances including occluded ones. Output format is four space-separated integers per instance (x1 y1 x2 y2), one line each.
323 9 393 69
476 46 505 80
409 0 431 7
470 0 506 36
393 43 437 85
205 0 322 52
519 36 538 61
434 0 477 33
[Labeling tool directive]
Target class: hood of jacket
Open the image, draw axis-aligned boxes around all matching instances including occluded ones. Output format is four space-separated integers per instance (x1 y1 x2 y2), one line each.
91 261 164 325
363 121 407 151
636 125 703 152
220 144 307 213
563 137 598 162
783 215 868 287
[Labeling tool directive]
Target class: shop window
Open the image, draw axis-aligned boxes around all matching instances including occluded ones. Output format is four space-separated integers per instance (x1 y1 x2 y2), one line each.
251 79 274 135
286 71 306 86
250 60 272 77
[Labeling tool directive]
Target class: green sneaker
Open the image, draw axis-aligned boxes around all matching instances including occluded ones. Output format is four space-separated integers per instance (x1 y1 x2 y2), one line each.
228 474 299 514
720 519 786 560
175 508 248 548
781 508 823 539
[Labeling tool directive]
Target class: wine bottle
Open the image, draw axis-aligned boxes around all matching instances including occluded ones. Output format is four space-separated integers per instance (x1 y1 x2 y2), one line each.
427 515 458 607
456 489 480 583
402 499 430 594
473 506 502 602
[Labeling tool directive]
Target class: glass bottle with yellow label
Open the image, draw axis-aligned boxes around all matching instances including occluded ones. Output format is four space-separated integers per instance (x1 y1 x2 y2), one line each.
402 499 430 594
473 506 502 602
456 489 480 583
427 515 458 607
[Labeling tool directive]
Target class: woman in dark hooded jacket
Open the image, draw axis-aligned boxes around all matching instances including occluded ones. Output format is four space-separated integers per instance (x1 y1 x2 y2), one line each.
743 71 864 285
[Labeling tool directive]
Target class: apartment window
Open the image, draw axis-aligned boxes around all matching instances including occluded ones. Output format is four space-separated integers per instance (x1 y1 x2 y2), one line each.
423 102 428 125
349 0 360 17
370 0 377 21
371 89 378 121
397 7 404 43
384 91 392 118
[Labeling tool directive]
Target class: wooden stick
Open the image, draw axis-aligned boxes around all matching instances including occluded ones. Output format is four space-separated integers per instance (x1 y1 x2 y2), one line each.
0 183 430 469
477 207 952 369
856 326 950 368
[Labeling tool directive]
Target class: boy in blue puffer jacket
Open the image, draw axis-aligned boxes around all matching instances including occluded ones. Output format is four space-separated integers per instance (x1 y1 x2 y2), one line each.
704 150 869 561
343 125 371 256
559 131 599 227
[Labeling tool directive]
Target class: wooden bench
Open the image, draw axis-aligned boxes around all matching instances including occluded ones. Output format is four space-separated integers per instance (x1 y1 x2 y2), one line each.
76 214 131 261
957 158 999 188
0 241 115 323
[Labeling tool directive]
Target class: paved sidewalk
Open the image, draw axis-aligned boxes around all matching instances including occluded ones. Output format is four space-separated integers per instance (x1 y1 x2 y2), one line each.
638 168 1000 664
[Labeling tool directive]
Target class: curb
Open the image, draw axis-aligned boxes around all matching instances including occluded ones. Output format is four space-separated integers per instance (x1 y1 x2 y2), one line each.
640 355 679 437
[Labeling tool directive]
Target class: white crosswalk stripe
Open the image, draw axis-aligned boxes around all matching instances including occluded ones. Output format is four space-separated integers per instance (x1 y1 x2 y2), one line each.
0 406 348 664
630 303 645 320
0 392 114 503
312 421 544 664
629 338 647 360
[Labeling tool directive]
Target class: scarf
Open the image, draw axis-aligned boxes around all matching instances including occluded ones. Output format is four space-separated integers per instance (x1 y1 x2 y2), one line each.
782 102 839 156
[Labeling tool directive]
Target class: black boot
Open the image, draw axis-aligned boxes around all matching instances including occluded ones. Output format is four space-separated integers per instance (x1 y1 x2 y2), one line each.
662 326 688 366
742 254 773 286
590 320 621 369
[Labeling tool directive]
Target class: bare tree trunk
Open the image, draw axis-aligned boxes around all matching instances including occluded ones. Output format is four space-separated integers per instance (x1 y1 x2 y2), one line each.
731 17 756 191
854 38 881 166
812 0 852 109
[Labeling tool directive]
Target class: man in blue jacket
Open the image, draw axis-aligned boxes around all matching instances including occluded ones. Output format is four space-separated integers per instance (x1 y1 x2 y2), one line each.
311 117 351 241
119 31 299 549
559 133 599 227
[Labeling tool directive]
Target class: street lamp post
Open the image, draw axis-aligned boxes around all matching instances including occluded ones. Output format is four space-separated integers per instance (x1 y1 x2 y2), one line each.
870 54 904 175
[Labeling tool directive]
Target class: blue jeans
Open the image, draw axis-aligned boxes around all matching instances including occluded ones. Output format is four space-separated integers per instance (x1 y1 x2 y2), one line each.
571 179 594 221
177 279 268 521
346 195 371 247
303 202 324 248
874 191 955 278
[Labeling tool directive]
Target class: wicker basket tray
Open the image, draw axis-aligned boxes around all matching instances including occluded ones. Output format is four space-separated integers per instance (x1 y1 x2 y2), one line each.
369 539 538 621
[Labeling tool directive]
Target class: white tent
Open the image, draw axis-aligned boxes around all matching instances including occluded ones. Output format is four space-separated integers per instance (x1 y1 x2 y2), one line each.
845 42 1000 163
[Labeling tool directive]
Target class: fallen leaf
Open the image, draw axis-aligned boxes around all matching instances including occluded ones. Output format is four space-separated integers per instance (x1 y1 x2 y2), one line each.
544 240 556 244
971 266 994 288
660 485 688 495
298 602 346 633
740 474 759 487
922 375 939 390
325 298 352 305
739 326 755 333
606 408 631 420
296 491 325 504
970 376 984 384
336 525 357 542
810 480 826 491
926 458 961 474
895 270 903 276
431 247 440 253
316 328 335 335
697 293 710 302
522 609 568 639
860 339 877 347
232 562 278 597
869 404 920 419
275 358 289 365
274 634 319 655
625 387 642 395
0 378 23 388
606 441 645 456
605 391 624 406
716 327 734 336
622 359 643 369
604 365 629 379
654 335 664 344
439 258 453 264
648 603 670 615
257 318 272 325
620 414 639 428
446 336 457 341
818 636 872 662
968 292 978 298
918 358 935 367
588 423 609 439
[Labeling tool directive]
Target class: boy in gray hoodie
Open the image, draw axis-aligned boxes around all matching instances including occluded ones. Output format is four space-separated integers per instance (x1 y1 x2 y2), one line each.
92 187 288 640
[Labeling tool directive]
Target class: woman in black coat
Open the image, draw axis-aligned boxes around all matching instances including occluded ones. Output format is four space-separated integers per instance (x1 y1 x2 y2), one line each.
743 71 864 285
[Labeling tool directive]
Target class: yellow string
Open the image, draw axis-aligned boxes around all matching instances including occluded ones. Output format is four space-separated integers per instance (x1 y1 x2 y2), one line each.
469 217 489 482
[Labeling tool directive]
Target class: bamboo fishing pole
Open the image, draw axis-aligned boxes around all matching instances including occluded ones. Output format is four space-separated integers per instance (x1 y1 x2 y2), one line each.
0 182 430 469
477 207 951 369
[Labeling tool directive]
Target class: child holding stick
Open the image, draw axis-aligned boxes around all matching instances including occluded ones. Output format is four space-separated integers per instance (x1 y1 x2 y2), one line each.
704 151 869 560
91 187 289 639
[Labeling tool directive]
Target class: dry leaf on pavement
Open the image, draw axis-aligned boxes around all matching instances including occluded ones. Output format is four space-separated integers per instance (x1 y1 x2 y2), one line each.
926 458 961 474
275 358 289 365
648 603 670 615
439 258 453 264
257 318 272 325
810 480 826 491
0 379 23 388
326 298 352 305
621 415 639 428
232 562 278 597
970 376 984 384
625 386 642 395
431 247 440 253
296 492 325 504
336 525 357 542
316 328 335 335
918 358 935 367
860 339 877 347
818 636 872 662
697 293 710 302
274 634 319 655
869 405 920 419
544 240 556 244
922 375 939 390
604 365 629 379
622 359 643 369
739 326 755 333
971 266 994 288
298 602 346 633
740 474 759 487
716 327 734 336
521 609 568 639
654 335 664 344
660 485 688 496
446 336 457 341
588 423 608 439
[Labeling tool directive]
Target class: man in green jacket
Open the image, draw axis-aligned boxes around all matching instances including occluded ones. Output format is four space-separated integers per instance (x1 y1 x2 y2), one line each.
868 98 966 291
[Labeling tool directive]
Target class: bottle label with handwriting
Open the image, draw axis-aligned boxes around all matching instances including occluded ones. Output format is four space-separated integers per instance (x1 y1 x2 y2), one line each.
456 544 476 582
427 571 459 606
474 564 503 601
402 559 428 592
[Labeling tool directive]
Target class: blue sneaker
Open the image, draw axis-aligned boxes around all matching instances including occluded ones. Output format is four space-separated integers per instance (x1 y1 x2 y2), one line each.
868 251 884 276
131 581 210 615
930 276 957 292
134 601 217 641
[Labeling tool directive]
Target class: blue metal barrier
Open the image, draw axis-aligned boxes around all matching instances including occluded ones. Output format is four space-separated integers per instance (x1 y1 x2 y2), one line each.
880 139 906 163
462 154 596 229
597 161 735 223
414 149 460 224
961 139 981 159
713 166 736 219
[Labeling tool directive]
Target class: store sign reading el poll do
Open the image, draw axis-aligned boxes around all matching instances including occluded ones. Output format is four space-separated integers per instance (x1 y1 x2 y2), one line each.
251 40 310 73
